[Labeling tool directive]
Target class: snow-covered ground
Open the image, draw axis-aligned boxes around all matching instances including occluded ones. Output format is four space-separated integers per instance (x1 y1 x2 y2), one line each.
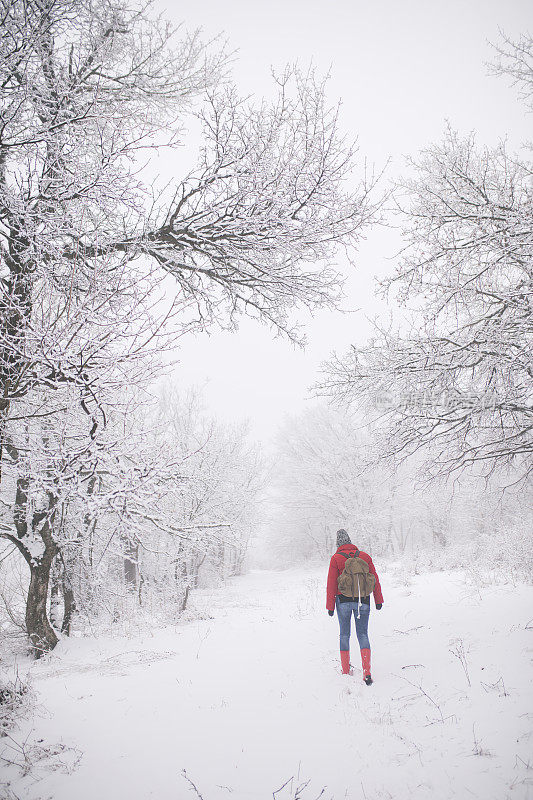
1 567 532 800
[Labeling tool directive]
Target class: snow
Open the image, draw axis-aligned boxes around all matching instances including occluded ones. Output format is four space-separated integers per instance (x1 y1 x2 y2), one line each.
2 567 532 800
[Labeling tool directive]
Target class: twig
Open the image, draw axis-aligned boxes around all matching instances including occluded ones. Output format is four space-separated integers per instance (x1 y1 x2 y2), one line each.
273 777 294 798
449 639 471 687
182 769 205 799
196 625 211 660
481 676 509 697
272 775 327 799
401 676 445 723
472 723 492 757
393 626 423 635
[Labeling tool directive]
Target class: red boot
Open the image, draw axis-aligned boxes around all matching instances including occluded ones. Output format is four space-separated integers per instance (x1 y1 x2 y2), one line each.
361 648 372 684
340 650 352 675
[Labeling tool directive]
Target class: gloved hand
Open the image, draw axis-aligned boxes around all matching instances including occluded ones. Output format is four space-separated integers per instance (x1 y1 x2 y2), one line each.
375 603 382 610
328 610 334 616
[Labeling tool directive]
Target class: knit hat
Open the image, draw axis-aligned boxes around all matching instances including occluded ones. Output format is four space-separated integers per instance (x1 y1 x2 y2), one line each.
336 529 351 547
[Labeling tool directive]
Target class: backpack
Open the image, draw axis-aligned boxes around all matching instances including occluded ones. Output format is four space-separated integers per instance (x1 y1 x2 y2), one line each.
337 549 376 599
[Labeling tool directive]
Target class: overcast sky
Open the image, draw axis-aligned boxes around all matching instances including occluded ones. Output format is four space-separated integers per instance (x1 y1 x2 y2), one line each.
155 0 531 442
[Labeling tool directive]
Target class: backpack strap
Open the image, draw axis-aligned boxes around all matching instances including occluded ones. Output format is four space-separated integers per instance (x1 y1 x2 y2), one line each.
340 548 360 560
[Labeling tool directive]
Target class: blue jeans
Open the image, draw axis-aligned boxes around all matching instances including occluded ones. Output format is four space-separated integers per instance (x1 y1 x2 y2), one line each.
335 597 370 651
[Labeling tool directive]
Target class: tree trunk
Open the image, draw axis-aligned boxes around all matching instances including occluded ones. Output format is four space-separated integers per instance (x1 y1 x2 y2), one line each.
85 474 98 570
123 539 139 590
50 554 77 636
15 474 60 656
179 584 190 613
26 545 58 656
61 565 76 635
137 572 144 607
49 558 62 630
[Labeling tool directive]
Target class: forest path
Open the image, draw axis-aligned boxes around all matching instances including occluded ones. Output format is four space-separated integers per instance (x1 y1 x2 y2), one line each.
2 567 532 800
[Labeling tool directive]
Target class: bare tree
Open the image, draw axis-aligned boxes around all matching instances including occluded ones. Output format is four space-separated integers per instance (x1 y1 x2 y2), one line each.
489 31 533 110
48 386 265 623
319 36 532 482
266 403 530 574
0 0 376 652
268 404 422 560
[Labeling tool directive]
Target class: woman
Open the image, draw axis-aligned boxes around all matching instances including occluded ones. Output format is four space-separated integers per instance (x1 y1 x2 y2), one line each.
326 529 383 683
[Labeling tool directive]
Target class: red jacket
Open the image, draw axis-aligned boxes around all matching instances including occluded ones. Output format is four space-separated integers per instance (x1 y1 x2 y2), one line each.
326 544 383 611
